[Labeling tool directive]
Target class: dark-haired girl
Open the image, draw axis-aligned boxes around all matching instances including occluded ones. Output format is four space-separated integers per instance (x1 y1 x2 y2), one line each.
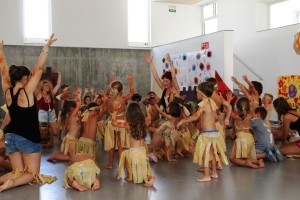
230 97 265 169
47 88 82 162
272 97 300 155
0 34 57 192
112 102 156 187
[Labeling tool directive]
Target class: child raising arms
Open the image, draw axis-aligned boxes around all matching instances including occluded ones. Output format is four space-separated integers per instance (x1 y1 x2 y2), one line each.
111 101 156 187
177 82 228 182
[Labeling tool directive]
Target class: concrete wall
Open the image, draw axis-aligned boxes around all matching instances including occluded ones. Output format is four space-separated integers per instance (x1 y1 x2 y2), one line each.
0 46 151 117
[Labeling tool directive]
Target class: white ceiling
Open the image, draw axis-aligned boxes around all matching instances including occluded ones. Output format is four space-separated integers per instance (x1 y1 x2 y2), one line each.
151 0 202 5
152 0 284 5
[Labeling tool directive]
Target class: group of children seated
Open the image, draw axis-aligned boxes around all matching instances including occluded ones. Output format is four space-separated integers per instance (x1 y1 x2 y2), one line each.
0 70 296 191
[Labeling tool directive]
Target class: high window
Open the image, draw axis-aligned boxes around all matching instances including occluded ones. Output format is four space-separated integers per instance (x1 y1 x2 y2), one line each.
270 0 300 29
23 0 52 43
128 0 150 47
202 1 218 35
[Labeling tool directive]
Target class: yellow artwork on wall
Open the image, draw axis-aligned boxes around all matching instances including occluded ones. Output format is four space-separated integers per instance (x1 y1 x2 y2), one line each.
278 75 300 109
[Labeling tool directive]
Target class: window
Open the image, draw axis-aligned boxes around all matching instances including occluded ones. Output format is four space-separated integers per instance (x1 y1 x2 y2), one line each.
23 0 52 44
270 0 300 29
202 1 218 35
128 0 150 47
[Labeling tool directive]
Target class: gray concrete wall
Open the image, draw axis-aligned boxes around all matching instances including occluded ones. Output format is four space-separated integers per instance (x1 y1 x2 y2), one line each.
0 46 151 118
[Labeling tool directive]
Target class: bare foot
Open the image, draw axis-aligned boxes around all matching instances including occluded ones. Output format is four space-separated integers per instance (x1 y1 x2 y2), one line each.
105 164 113 169
196 176 211 182
197 167 222 172
246 160 259 169
176 150 184 158
91 179 100 190
124 177 132 182
0 178 14 192
210 173 218 179
258 159 265 168
144 176 156 187
71 180 88 192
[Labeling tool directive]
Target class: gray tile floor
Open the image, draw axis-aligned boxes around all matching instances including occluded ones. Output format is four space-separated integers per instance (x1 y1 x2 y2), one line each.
1 138 300 200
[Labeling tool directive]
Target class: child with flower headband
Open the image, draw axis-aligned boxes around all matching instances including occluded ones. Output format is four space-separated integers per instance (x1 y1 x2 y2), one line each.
177 82 228 182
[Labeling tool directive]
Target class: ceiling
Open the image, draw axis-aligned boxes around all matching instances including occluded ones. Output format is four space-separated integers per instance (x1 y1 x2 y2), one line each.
151 0 202 5
151 0 285 5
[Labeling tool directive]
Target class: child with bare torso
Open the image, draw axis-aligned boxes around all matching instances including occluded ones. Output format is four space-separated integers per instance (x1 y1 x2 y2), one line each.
47 88 82 161
78 99 107 160
177 82 228 182
111 101 156 187
104 74 134 169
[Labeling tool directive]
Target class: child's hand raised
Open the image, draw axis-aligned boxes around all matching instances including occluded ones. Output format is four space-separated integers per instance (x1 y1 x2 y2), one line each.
144 54 153 63
127 73 133 83
226 91 234 103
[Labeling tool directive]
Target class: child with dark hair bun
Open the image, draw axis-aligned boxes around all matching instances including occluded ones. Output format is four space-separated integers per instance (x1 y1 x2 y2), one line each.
230 97 265 168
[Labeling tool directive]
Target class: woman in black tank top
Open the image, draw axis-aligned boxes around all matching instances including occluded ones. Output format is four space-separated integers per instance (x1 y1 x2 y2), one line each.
144 53 180 112
0 34 57 192
273 97 300 156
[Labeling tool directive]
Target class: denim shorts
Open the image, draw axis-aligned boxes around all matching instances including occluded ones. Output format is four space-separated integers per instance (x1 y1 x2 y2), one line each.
5 133 41 154
38 109 57 122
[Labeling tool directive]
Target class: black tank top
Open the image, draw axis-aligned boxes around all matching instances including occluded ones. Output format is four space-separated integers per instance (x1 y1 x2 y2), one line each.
161 89 169 113
5 88 41 143
288 112 300 133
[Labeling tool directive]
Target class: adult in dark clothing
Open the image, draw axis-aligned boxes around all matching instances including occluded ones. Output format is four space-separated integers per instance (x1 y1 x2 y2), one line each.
0 34 57 192
272 97 300 155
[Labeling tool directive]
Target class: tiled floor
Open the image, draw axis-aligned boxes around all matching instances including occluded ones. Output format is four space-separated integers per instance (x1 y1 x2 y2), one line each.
1 138 300 200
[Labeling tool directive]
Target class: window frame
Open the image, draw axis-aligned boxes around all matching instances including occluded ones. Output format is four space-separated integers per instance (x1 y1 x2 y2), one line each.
201 1 218 35
23 0 52 44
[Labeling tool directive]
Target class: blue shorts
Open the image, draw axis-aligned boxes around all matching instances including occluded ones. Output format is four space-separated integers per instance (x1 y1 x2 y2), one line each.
5 133 41 154
38 109 57 123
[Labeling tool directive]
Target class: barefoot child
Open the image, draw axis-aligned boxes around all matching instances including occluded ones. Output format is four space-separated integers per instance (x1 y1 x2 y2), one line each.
112 102 156 187
177 82 228 182
77 100 107 160
104 74 134 169
47 88 82 161
230 97 265 168
64 153 100 192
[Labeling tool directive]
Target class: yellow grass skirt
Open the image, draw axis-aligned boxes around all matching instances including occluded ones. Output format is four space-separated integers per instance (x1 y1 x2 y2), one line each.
64 159 100 189
60 134 78 155
180 130 193 152
216 123 227 151
230 132 256 160
7 166 57 185
104 120 130 151
193 132 228 168
117 147 152 184
76 137 97 160
96 120 106 140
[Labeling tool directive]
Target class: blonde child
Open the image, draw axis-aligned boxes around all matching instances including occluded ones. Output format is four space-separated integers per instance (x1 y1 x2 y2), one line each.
262 93 274 128
230 97 265 168
63 153 100 192
47 88 82 161
177 82 228 182
112 102 156 187
104 74 134 169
